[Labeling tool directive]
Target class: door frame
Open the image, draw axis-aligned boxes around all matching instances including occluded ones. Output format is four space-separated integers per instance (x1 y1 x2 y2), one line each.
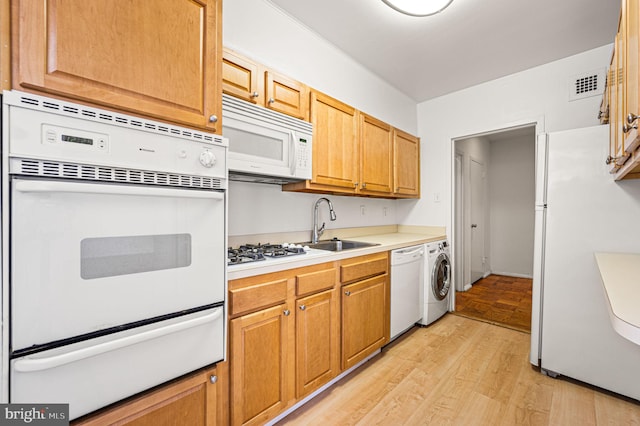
450 116 545 313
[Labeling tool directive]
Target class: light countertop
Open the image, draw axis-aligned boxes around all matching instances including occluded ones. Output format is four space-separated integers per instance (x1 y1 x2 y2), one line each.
594 252 640 345
227 232 446 280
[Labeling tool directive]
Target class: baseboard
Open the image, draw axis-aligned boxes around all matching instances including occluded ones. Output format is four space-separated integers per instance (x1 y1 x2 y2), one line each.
489 271 533 279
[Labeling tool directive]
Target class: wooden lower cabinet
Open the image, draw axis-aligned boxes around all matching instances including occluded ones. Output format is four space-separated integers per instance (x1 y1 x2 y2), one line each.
295 288 340 398
73 363 228 426
230 303 292 426
341 274 390 370
340 252 390 370
228 254 389 424
228 263 339 425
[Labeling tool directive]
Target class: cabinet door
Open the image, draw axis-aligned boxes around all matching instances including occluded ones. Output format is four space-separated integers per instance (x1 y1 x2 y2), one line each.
359 113 393 195
73 366 223 426
296 289 339 398
265 71 309 120
341 274 390 370
230 304 291 426
624 0 640 153
393 129 421 197
609 51 620 172
13 0 221 131
310 91 359 191
615 29 629 165
222 49 262 104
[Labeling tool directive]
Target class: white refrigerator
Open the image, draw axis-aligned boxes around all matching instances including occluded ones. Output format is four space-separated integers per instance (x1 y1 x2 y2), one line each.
531 124 640 400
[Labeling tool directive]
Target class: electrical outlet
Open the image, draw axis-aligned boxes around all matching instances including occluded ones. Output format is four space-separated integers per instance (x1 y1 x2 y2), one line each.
360 205 366 216
383 207 388 216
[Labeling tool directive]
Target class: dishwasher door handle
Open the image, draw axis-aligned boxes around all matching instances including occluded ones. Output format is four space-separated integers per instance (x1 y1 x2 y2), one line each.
395 246 424 257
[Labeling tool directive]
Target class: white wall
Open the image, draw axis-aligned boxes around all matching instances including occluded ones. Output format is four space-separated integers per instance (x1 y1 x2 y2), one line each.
488 135 535 277
223 0 418 237
400 44 613 236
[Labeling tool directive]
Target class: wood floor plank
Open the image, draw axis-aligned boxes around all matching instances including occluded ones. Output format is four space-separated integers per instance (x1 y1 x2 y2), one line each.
548 379 597 425
454 274 533 333
277 315 640 426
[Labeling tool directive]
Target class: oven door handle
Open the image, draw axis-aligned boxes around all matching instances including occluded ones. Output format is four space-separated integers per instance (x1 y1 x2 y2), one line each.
13 308 223 373
14 180 224 200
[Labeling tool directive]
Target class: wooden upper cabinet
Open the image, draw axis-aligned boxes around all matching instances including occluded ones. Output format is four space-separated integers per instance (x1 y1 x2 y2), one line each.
12 0 222 131
222 49 261 104
265 70 309 120
393 129 421 197
623 0 640 155
359 113 393 195
222 48 309 120
0 0 9 91
309 91 359 191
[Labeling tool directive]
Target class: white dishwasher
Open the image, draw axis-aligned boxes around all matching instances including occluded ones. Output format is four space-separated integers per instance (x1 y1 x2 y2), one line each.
390 244 425 340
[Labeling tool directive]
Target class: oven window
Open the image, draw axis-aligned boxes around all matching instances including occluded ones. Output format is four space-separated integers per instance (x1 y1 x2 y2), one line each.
80 234 192 279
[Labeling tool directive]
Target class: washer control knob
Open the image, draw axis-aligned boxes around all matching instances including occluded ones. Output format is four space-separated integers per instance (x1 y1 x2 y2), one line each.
199 150 216 168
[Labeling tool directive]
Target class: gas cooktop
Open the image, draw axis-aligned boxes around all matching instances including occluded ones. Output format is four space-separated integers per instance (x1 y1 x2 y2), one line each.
228 243 309 265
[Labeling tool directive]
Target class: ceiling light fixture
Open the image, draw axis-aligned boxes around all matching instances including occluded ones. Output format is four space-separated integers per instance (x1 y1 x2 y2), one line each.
382 0 453 17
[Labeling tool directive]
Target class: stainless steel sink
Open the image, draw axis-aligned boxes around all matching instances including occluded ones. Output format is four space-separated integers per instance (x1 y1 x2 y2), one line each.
306 239 379 251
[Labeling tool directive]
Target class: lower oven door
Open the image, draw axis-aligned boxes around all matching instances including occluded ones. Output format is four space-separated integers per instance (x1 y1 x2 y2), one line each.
11 177 225 351
10 306 224 421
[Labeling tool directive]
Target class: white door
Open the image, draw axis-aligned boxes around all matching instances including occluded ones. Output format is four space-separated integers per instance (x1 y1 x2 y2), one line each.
11 178 225 350
470 158 485 283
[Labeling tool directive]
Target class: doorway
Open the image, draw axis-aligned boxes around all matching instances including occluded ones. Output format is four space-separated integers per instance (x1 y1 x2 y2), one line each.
452 125 536 331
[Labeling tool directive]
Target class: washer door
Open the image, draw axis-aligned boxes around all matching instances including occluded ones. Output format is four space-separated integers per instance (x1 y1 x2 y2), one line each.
431 253 451 301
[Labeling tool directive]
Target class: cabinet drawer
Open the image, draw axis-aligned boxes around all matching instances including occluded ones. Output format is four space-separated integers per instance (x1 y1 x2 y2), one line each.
229 279 288 316
296 268 337 297
340 253 388 284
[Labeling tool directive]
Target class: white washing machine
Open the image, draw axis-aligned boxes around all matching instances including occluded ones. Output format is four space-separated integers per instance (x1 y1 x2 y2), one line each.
418 239 451 326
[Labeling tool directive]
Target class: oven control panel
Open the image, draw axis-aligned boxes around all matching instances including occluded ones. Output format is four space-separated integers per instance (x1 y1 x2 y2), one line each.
42 124 110 152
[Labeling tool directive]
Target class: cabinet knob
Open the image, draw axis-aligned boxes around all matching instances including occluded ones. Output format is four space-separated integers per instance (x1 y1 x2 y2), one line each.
623 123 637 134
299 305 306 311
627 113 639 124
209 375 218 384
354 182 359 188
268 97 275 104
208 115 218 123
362 183 367 189
251 91 259 98
283 309 291 316
344 290 351 296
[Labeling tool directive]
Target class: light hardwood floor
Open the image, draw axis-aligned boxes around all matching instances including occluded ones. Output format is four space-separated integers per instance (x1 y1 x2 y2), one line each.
278 315 640 425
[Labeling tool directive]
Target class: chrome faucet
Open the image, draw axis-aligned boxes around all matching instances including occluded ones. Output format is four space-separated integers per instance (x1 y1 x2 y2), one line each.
311 197 337 244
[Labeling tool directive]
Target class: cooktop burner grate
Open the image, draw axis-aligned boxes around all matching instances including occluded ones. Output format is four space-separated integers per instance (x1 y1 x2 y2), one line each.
228 243 307 265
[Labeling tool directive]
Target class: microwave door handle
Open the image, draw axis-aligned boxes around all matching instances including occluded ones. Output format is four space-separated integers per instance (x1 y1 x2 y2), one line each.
13 308 223 372
14 179 224 201
289 130 297 175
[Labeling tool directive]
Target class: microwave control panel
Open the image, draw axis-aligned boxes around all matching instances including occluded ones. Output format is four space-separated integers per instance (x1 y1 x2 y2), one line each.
295 135 311 171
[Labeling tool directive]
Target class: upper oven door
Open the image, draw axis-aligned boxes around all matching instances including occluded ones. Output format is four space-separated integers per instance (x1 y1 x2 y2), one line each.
10 177 225 351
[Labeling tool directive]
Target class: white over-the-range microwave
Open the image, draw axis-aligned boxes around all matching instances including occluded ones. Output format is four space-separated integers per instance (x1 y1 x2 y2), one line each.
222 94 312 184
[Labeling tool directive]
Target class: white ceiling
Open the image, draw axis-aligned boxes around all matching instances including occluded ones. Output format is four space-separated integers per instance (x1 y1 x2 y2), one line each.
266 0 620 103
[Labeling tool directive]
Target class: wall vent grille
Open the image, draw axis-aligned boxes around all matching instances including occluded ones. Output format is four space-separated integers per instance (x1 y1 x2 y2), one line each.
569 68 606 101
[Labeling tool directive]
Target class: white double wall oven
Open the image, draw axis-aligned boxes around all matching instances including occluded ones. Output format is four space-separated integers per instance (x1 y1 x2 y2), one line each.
1 91 228 420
